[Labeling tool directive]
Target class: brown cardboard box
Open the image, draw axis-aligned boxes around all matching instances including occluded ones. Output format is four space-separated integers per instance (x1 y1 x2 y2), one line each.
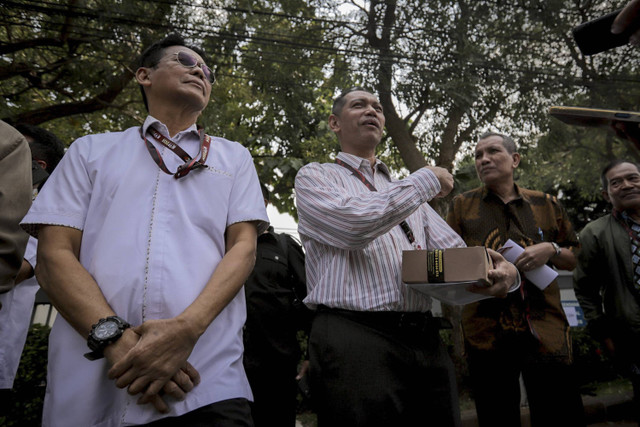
402 247 493 285
402 247 495 305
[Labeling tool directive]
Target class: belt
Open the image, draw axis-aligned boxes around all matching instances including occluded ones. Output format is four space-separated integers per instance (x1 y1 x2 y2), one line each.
317 305 452 335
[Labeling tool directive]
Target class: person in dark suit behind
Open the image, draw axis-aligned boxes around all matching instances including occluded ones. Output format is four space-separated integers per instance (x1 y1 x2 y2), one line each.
243 183 311 427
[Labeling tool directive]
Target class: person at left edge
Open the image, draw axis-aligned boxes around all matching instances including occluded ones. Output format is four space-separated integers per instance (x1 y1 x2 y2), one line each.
0 124 64 403
0 121 31 298
20 33 268 427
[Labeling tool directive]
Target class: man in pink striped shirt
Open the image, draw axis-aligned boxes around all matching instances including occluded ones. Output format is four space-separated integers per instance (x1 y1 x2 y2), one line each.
294 87 520 426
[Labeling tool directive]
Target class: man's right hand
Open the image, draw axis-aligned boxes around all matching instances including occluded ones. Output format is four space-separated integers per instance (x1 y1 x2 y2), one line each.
467 249 518 298
104 327 200 413
425 166 454 198
612 121 640 151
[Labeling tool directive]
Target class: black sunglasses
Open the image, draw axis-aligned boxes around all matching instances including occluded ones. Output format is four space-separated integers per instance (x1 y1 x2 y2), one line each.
172 51 215 84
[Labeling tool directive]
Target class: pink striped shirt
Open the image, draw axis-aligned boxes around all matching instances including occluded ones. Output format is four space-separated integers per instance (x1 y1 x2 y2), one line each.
295 152 466 312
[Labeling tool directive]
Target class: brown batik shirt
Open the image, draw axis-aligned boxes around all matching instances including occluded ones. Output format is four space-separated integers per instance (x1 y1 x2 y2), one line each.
446 184 578 362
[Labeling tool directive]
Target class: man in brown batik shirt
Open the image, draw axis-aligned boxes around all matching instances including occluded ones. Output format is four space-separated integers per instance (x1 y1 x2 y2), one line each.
447 131 585 427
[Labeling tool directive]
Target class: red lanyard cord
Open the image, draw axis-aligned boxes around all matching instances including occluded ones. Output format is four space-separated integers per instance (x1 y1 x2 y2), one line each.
335 158 419 248
140 126 211 179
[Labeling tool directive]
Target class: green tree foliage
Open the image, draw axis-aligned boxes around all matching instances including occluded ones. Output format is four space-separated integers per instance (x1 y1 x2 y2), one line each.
2 0 640 219
312 0 640 175
520 116 638 231
0 0 342 215
514 1 640 230
521 100 640 231
197 0 341 214
0 0 196 142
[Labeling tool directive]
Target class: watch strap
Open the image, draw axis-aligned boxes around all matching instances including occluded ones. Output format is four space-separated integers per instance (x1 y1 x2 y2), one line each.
84 349 107 361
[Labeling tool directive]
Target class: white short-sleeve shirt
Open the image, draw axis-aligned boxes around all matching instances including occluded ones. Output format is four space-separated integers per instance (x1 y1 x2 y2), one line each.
0 237 39 390
21 117 269 427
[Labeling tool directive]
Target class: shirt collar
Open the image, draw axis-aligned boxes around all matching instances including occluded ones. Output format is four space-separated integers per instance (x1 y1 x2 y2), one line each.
336 151 391 178
617 210 640 227
258 225 277 242
141 116 199 140
482 182 528 203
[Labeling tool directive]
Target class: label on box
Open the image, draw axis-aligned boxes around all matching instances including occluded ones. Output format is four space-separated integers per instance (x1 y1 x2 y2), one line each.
427 249 445 282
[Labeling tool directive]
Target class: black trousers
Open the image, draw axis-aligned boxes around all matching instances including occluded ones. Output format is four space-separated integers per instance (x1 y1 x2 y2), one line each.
310 307 460 427
632 371 640 423
245 362 298 427
611 331 640 423
467 333 585 427
140 398 253 427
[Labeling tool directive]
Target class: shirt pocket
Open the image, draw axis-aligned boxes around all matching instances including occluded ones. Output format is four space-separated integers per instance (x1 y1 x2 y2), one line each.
257 250 289 284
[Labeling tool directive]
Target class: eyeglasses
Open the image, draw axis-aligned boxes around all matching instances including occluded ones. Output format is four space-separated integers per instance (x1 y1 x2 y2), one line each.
172 51 215 84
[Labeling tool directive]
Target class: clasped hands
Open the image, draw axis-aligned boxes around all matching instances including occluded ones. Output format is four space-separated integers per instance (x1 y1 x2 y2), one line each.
104 317 201 414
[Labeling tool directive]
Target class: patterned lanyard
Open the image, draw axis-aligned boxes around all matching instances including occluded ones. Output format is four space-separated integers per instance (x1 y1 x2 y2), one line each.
613 209 640 244
613 209 640 298
335 158 420 249
140 126 211 179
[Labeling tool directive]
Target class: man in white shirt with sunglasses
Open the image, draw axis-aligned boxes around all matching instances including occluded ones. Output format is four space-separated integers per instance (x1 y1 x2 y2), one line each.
22 34 268 427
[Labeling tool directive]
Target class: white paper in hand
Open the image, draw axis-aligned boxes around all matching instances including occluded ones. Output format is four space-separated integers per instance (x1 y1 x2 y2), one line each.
499 239 558 290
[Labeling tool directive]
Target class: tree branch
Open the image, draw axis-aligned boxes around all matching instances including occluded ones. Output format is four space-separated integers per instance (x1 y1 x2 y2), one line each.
3 62 136 125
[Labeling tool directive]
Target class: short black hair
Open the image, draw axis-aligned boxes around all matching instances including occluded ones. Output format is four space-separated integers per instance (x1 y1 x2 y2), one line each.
15 123 65 173
138 34 208 112
260 182 270 203
478 131 517 154
332 86 375 116
600 159 640 190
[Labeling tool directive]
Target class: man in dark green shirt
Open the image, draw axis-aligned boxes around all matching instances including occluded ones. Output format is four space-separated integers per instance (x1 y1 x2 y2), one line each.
574 159 640 422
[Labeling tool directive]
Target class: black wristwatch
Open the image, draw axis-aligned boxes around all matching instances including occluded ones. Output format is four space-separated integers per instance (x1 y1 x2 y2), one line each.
84 316 131 361
550 242 562 258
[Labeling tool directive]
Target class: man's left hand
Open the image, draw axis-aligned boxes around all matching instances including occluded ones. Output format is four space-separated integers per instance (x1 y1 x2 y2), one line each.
108 317 200 403
612 0 640 45
514 242 554 272
467 248 518 298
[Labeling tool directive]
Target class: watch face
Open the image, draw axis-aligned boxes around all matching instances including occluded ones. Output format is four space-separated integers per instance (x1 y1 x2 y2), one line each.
94 320 119 340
